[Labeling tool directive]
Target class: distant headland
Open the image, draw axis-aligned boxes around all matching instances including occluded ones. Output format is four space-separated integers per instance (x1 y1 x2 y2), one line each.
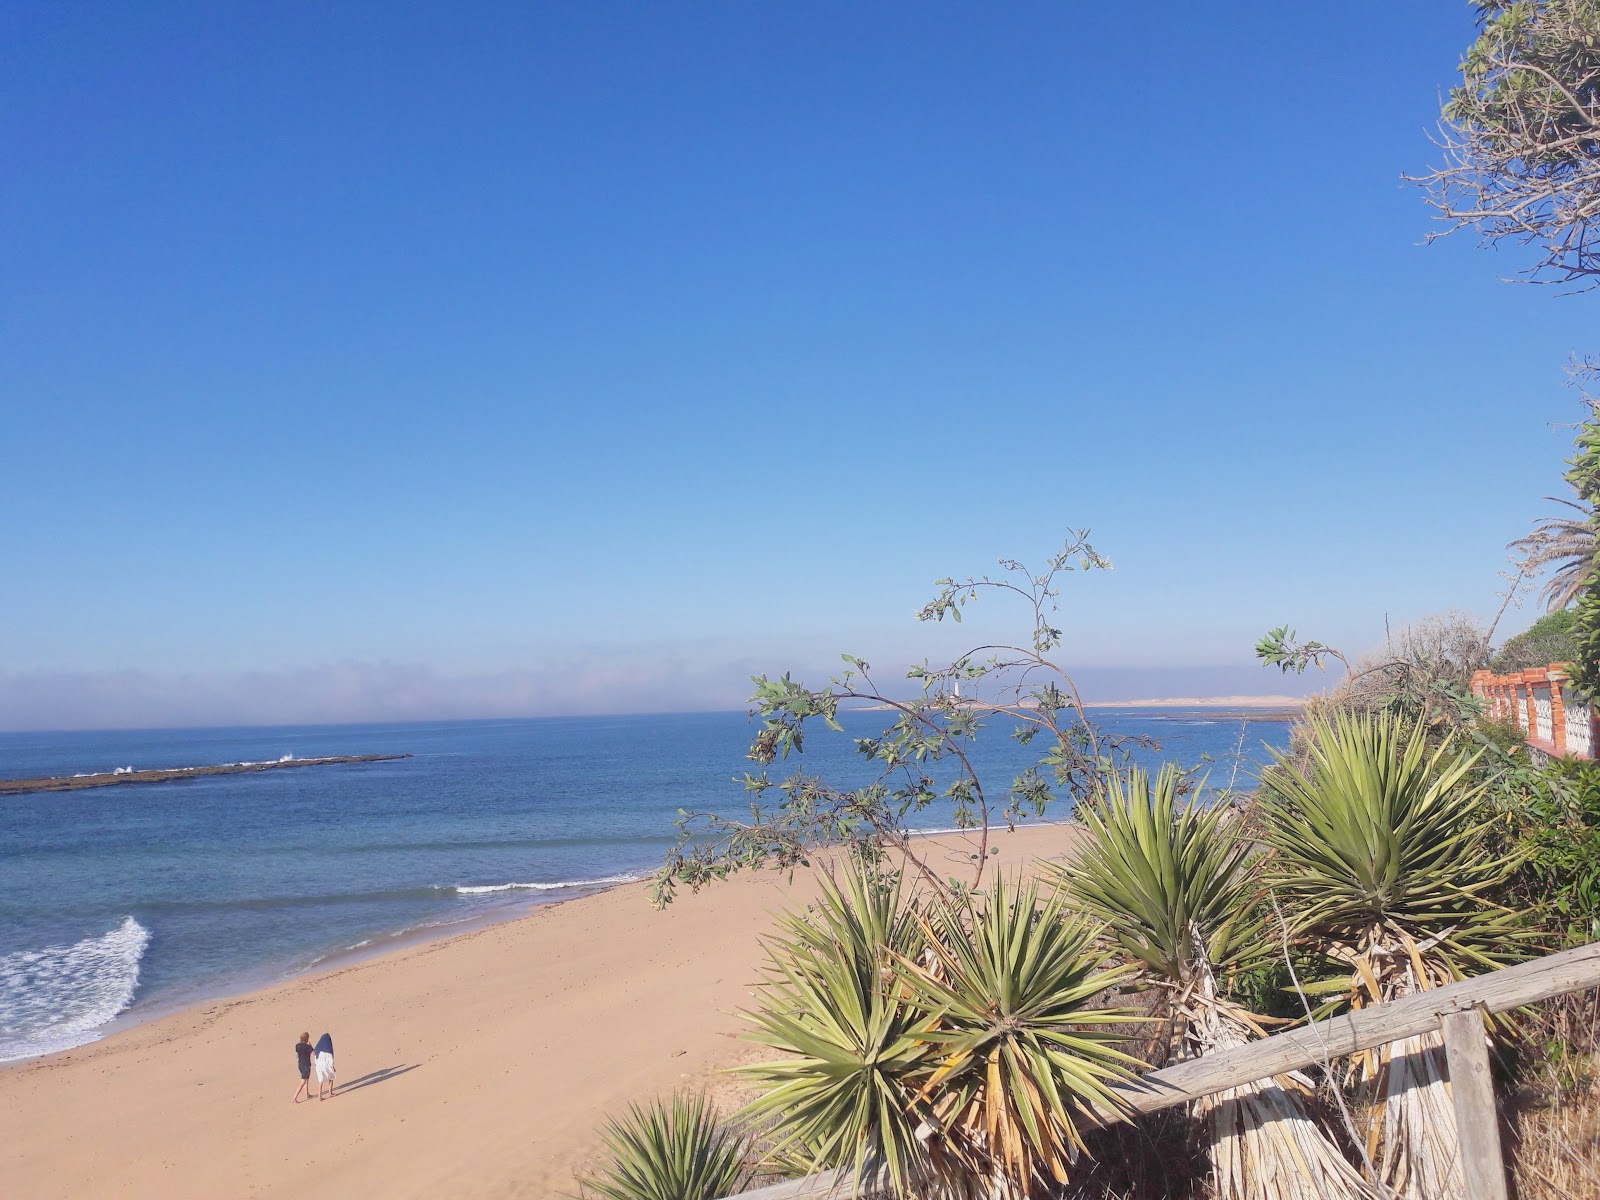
0 753 412 796
1085 695 1307 709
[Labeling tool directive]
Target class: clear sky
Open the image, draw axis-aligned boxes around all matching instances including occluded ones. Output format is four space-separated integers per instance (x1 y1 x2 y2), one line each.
2 2 1593 730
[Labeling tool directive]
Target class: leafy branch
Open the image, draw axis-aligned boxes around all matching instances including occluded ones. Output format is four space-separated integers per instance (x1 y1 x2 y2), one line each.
651 535 1153 907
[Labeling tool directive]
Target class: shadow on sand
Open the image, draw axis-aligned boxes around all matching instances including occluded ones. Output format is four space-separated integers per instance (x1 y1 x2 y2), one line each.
335 1064 420 1095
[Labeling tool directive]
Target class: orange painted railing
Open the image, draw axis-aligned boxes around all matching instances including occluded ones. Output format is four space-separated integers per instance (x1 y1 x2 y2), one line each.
1470 662 1596 760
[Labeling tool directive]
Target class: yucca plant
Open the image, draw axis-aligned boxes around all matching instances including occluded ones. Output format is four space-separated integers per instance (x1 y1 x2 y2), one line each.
738 864 947 1195
581 1091 751 1200
1261 711 1530 1200
902 874 1142 1197
1054 764 1383 1200
741 865 1140 1198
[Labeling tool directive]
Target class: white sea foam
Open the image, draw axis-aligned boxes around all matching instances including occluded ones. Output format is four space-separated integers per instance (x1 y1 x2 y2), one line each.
0 917 150 1063
455 873 639 895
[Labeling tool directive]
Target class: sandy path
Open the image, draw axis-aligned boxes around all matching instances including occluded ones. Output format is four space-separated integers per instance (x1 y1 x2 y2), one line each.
0 824 1085 1200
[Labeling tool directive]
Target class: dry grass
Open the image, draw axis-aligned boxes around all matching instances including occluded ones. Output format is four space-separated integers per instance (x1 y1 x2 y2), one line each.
1502 988 1600 1200
1061 1110 1207 1200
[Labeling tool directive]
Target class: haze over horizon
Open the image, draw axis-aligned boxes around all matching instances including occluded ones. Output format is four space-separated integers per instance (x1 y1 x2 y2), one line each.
0 658 1325 734
3 3 1587 733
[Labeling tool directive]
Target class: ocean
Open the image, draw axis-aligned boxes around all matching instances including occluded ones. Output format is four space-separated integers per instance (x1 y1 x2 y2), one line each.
0 708 1291 1064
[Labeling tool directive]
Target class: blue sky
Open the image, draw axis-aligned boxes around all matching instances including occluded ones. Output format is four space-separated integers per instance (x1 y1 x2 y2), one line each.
1 2 1593 730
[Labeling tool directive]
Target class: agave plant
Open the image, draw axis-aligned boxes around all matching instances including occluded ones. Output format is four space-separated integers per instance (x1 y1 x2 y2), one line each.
1260 711 1529 1200
902 874 1141 1197
582 1091 750 1200
1054 765 1383 1200
738 864 945 1195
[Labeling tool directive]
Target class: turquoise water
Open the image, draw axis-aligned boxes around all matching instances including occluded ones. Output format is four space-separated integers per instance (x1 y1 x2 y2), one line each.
0 708 1289 1062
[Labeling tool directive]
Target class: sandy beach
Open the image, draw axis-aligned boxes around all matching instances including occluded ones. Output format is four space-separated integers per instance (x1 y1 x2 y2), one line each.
0 823 1086 1200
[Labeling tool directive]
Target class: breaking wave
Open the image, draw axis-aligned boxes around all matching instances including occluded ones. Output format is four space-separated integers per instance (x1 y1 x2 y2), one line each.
455 873 640 895
0 917 150 1063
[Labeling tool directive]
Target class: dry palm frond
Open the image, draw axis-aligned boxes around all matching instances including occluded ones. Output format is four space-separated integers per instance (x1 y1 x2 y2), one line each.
1054 767 1384 1200
1191 964 1387 1200
1375 1030 1458 1200
1508 496 1597 612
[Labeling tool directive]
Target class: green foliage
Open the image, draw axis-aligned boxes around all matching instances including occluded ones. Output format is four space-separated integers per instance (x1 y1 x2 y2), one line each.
1491 608 1580 672
1254 626 1347 676
653 537 1155 908
1564 410 1600 695
581 1092 750 1200
1052 764 1262 986
1509 758 1600 944
738 865 1139 1197
1418 0 1600 285
1255 612 1490 730
1260 711 1529 993
1451 2 1600 167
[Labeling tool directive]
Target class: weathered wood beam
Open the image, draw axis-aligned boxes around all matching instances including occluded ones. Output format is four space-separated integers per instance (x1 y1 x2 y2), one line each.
729 1168 883 1200
1109 940 1600 1117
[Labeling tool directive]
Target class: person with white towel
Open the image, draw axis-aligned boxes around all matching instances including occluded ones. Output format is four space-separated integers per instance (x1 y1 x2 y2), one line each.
312 1031 336 1100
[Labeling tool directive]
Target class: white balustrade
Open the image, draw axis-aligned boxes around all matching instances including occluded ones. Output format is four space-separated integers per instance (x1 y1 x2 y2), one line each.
1564 688 1594 759
1535 693 1554 743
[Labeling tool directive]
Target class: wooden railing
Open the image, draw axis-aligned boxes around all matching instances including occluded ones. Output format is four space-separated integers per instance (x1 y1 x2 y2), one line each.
722 941 1600 1200
1471 663 1596 760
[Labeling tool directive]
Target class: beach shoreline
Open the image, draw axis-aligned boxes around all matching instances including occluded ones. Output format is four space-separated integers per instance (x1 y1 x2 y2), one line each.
0 822 1087 1200
62 875 643 1069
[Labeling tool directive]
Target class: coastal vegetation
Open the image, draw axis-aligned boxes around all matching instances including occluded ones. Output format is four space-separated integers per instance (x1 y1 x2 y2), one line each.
583 1092 752 1200
650 531 1150 911
579 6 1600 1198
1258 714 1528 1200
1489 608 1579 671
1054 764 1381 1200
1411 0 1600 288
577 519 1595 1200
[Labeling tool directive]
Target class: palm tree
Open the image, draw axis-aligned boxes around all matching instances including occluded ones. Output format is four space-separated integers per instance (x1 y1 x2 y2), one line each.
1053 765 1382 1200
1508 496 1596 612
1260 712 1529 1200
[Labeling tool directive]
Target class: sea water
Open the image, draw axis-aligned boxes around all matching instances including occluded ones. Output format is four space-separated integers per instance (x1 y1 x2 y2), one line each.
0 709 1289 1063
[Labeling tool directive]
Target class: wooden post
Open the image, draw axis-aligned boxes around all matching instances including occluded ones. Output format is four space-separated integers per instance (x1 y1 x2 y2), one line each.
1440 1007 1508 1200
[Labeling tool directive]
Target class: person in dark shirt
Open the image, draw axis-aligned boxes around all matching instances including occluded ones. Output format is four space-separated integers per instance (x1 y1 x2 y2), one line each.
293 1032 314 1103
